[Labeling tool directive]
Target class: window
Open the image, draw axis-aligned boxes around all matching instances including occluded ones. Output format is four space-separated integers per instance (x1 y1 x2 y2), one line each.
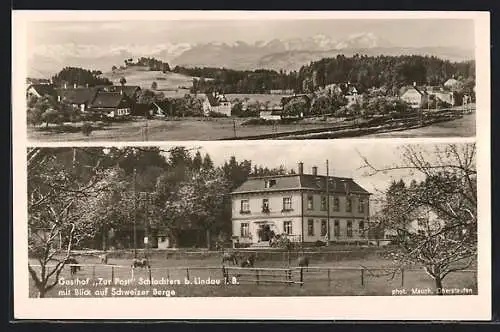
240 223 249 237
358 198 365 213
321 220 327 237
333 197 340 212
347 221 353 238
334 220 340 237
282 197 292 211
359 221 365 238
346 197 352 212
283 221 292 235
307 195 314 210
320 196 327 211
240 199 250 213
307 219 314 236
262 198 270 213
264 179 276 188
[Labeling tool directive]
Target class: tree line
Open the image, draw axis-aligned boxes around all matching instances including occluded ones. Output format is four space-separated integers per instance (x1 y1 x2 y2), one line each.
174 55 475 95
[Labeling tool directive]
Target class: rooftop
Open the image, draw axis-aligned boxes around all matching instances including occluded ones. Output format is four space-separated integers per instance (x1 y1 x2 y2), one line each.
232 173 370 195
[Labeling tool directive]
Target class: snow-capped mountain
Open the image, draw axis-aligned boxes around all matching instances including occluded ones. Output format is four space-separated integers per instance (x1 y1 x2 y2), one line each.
27 33 473 77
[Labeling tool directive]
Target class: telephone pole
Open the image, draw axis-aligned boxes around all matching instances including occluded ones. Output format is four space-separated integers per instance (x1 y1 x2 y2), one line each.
326 159 330 246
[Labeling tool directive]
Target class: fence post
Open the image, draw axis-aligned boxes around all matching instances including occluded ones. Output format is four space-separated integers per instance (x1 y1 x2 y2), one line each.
361 268 365 287
401 268 405 288
327 269 331 287
186 268 190 281
92 265 96 280
111 266 114 281
222 266 227 284
300 267 304 287
148 267 152 285
256 269 259 285
131 267 134 281
166 269 170 279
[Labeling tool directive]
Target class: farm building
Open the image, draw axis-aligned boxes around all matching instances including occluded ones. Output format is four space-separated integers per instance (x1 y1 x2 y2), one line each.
55 87 99 112
100 85 141 101
26 84 57 99
231 162 373 248
399 83 429 109
88 91 134 118
201 92 232 116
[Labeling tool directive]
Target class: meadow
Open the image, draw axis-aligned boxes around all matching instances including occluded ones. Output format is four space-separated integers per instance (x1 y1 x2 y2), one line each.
29 249 477 298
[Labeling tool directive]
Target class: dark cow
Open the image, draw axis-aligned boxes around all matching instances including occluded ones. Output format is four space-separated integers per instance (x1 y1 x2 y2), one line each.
222 252 239 265
64 257 81 276
240 253 256 268
297 256 309 268
99 253 109 264
131 258 150 269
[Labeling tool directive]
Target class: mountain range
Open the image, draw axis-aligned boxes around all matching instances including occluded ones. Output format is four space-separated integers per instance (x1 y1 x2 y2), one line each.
28 32 474 78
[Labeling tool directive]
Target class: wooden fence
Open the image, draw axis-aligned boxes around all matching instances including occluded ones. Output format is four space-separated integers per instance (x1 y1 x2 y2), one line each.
29 263 477 289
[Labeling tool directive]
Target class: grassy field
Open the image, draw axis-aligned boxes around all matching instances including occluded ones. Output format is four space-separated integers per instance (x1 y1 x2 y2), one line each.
29 250 477 298
103 66 195 93
27 117 340 142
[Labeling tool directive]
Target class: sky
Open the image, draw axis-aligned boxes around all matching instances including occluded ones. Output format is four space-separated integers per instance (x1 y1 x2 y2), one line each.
27 19 475 49
155 141 442 199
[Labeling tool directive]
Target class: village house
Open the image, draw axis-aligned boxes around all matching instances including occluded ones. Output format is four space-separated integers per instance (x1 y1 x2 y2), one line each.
201 92 232 116
231 162 372 248
26 84 57 99
399 83 429 109
55 87 99 112
88 91 134 118
100 85 141 101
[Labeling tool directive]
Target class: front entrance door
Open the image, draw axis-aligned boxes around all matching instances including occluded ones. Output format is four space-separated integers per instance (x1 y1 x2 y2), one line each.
258 224 272 242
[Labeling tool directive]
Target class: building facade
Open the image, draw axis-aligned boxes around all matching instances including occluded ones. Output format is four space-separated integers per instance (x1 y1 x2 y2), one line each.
231 163 372 247
399 85 428 109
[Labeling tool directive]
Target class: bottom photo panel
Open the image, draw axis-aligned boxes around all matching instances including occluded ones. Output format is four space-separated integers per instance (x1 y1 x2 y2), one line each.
26 141 478 298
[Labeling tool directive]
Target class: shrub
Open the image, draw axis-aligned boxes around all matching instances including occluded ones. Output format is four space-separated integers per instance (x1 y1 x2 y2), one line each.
208 111 228 118
81 122 93 136
314 240 326 247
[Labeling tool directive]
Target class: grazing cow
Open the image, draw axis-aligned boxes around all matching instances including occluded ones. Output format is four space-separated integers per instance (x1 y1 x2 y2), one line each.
64 257 81 276
297 256 309 268
99 253 108 264
221 252 239 265
240 253 256 268
131 258 150 269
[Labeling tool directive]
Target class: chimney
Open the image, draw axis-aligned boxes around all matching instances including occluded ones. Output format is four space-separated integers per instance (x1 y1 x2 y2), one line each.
298 162 304 175
312 166 318 176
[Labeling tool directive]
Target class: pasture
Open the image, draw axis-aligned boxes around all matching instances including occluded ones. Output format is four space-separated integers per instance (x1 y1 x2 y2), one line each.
27 117 338 142
28 249 477 298
103 67 195 93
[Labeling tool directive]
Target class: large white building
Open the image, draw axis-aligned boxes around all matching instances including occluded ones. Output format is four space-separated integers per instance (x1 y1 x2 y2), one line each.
231 162 373 247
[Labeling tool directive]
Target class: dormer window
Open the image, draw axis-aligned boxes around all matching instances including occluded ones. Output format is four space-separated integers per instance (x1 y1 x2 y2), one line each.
264 179 276 188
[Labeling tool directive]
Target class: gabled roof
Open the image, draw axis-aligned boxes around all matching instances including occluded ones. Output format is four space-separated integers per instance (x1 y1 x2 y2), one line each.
231 174 370 195
55 87 98 105
27 84 56 98
90 92 129 109
399 85 427 96
281 94 312 106
205 92 229 107
100 85 141 98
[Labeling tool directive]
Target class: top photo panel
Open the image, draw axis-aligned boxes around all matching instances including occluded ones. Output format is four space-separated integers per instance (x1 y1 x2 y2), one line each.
18 12 484 142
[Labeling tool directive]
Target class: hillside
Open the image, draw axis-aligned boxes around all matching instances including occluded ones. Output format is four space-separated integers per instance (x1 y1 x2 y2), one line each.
102 66 196 94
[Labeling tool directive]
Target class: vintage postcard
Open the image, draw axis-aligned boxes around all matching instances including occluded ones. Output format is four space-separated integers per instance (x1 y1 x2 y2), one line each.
12 10 490 320
16 12 480 142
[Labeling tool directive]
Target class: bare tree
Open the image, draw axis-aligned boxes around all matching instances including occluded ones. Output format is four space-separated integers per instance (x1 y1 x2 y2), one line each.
359 143 477 293
27 148 108 297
